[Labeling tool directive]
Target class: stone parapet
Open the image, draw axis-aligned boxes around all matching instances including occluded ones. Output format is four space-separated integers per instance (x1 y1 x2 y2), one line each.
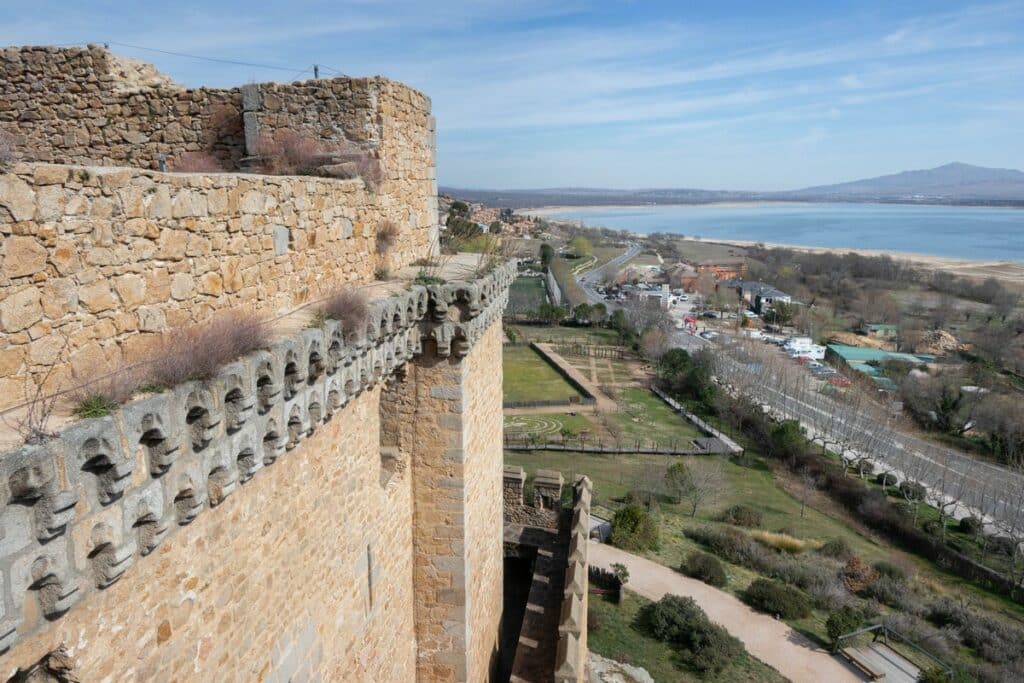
554 476 592 683
0 259 515 657
0 162 438 411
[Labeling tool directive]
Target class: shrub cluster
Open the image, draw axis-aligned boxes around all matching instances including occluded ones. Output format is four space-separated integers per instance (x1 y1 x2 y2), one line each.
840 556 880 593
721 504 762 528
684 526 844 608
715 389 1022 602
826 605 863 644
958 516 984 536
149 312 271 387
172 151 223 173
639 595 746 674
320 288 370 341
818 538 854 561
682 552 727 587
610 504 660 552
872 560 907 581
743 578 812 619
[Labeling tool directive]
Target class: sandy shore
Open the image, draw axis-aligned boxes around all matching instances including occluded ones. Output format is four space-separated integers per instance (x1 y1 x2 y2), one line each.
692 237 1024 282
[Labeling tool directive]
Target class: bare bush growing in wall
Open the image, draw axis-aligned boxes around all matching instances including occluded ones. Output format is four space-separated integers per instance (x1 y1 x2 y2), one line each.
322 288 370 342
332 139 382 191
149 312 271 387
172 151 223 173
255 129 327 175
0 129 18 168
376 220 400 256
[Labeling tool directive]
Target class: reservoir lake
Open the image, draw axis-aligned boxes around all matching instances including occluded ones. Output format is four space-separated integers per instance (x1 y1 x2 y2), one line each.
544 203 1024 261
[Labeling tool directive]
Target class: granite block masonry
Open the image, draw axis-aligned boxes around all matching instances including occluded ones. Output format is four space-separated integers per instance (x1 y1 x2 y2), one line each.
0 44 509 683
0 261 516 681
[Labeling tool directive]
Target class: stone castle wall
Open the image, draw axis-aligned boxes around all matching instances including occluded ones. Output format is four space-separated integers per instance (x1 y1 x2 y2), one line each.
0 262 516 680
0 163 432 411
0 45 509 682
0 46 435 188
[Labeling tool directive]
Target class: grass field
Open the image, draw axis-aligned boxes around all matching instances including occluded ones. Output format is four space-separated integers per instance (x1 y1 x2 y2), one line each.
609 388 705 445
503 412 595 439
588 591 786 682
508 276 548 312
502 345 583 404
506 324 621 346
560 353 639 385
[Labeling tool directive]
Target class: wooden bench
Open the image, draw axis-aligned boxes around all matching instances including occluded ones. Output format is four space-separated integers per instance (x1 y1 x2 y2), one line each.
840 647 886 681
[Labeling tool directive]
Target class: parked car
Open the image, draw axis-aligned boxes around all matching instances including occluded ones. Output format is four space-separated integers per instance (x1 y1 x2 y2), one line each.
702 311 719 319
699 330 718 339
829 375 852 387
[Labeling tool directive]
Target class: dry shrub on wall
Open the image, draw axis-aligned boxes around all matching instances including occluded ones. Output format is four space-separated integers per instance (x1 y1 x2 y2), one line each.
321 288 370 341
256 129 327 175
334 139 382 191
376 220 400 256
0 129 17 167
148 312 271 387
172 151 223 173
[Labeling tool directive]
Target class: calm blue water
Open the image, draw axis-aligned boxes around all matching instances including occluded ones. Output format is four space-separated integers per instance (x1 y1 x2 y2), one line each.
545 203 1024 261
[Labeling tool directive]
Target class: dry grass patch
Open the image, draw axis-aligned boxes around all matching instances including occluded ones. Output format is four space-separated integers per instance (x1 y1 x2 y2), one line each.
751 530 819 554
149 311 271 387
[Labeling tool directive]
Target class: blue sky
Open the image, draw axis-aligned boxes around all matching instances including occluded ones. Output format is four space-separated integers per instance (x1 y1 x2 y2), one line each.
4 1 1024 190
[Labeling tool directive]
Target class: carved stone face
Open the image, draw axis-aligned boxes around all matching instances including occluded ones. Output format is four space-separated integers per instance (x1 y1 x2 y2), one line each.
8 463 54 501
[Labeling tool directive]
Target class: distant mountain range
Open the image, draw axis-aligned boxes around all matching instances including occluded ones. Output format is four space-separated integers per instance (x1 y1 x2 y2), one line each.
441 163 1024 208
781 163 1024 201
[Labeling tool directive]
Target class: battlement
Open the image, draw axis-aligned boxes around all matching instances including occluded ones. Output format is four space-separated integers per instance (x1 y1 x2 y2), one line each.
0 259 515 657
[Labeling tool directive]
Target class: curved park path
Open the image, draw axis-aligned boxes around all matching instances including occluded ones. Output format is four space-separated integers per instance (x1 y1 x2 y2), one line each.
590 542 863 683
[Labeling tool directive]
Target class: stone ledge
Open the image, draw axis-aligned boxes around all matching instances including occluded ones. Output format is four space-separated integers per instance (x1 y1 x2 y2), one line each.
554 475 592 683
0 259 516 655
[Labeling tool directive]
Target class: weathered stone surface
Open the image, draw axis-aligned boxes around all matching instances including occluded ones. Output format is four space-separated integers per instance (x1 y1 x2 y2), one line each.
0 174 35 221
0 286 42 331
2 235 48 278
79 281 116 313
113 273 146 308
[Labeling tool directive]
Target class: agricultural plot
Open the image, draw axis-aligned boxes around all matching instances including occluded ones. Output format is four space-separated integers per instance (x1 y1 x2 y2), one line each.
507 276 547 314
609 388 704 446
502 345 583 404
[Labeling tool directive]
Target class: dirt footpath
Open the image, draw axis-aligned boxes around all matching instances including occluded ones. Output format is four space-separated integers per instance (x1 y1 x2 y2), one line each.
590 542 864 683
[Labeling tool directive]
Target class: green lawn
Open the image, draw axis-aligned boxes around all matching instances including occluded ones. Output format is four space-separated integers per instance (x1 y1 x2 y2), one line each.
588 591 786 682
503 412 595 438
508 276 548 312
507 324 621 346
502 345 583 404
610 388 705 446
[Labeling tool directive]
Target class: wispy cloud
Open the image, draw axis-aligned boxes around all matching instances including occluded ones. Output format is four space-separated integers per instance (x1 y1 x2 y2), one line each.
2 0 1022 188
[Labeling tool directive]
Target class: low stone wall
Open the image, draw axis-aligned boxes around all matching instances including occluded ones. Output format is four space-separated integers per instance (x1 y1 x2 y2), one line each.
0 163 434 411
555 477 591 683
502 465 561 529
0 261 515 669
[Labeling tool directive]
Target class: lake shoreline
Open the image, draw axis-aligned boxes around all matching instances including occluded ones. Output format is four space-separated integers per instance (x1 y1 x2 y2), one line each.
519 204 1024 281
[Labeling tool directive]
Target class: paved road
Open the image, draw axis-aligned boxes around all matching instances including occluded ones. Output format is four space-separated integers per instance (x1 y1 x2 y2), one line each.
589 542 862 683
577 241 642 306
